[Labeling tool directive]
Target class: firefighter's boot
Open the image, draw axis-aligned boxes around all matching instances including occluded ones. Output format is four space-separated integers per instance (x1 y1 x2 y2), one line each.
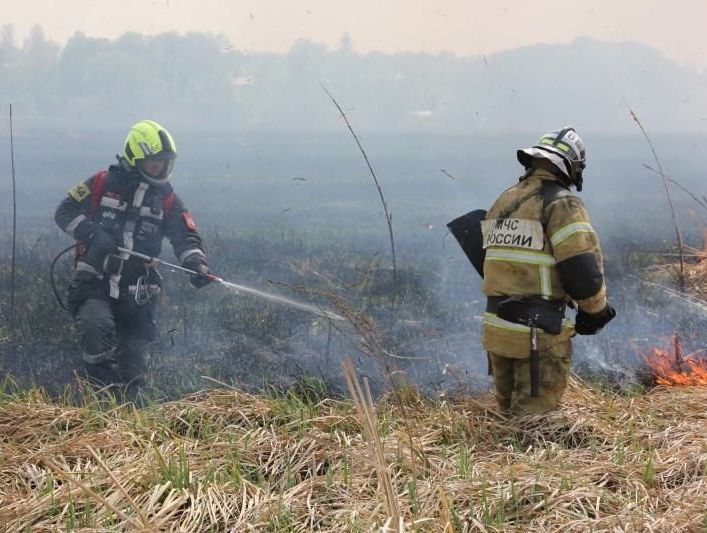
117 340 148 404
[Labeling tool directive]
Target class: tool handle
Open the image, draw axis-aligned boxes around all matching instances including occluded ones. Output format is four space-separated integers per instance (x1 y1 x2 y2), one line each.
530 327 540 397
117 246 224 283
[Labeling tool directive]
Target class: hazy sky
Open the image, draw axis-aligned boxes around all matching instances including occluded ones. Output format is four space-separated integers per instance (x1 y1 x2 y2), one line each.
4 0 707 70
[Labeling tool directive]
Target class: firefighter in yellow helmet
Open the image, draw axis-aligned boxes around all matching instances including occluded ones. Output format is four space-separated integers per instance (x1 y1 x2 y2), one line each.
55 120 213 398
450 127 615 413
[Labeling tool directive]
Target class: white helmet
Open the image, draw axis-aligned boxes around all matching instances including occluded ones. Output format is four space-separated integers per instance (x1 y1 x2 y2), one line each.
517 127 587 190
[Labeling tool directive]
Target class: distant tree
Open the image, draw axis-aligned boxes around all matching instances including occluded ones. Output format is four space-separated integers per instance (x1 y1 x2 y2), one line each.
1 24 16 52
0 25 19 101
339 33 353 55
1 29 705 135
17 26 60 113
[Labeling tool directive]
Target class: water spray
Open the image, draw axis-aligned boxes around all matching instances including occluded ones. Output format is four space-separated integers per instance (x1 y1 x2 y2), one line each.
117 247 345 321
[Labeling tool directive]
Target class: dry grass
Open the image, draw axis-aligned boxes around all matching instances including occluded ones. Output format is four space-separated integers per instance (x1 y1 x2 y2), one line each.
643 240 707 302
1 376 705 532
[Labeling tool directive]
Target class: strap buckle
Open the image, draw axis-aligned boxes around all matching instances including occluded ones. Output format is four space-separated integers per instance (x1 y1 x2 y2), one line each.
102 254 124 276
134 264 162 305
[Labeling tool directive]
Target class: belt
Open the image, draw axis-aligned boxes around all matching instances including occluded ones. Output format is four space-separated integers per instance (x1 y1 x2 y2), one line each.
486 295 566 315
486 296 506 314
485 294 567 399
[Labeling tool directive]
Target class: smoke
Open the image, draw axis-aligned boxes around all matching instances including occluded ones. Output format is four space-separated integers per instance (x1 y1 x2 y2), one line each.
2 128 707 398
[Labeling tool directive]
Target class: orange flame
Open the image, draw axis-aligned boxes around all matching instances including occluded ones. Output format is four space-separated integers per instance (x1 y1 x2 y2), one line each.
642 335 707 385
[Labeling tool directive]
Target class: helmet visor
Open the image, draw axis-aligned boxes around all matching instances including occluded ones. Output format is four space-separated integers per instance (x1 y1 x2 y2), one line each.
137 154 175 184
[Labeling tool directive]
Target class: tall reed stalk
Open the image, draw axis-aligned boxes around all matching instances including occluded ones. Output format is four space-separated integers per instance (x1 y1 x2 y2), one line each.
9 104 17 331
629 107 685 289
322 85 398 316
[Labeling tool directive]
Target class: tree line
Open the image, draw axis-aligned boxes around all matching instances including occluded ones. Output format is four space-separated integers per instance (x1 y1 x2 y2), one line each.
1 25 706 135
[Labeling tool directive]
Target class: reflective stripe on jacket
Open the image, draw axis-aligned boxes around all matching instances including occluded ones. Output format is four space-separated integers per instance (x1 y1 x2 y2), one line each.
481 168 607 357
55 163 206 294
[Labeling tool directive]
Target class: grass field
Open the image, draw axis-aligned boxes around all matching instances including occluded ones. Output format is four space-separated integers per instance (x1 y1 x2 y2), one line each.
1 373 705 532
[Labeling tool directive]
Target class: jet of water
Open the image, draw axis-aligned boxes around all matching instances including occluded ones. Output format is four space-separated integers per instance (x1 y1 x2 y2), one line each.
116 246 345 321
217 280 345 321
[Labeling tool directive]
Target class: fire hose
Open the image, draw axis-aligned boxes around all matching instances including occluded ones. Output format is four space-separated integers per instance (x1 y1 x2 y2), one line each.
50 245 344 321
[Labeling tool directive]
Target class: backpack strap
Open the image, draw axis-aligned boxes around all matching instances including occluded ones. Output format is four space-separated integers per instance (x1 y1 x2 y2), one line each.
541 180 573 227
75 170 108 260
88 170 107 219
541 180 572 209
163 191 175 215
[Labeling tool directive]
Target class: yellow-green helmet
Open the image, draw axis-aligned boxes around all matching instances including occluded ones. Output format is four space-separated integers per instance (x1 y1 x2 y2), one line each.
124 119 177 185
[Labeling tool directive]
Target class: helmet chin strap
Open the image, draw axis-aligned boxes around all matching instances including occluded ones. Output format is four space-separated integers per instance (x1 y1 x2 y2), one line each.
553 128 586 190
573 166 584 191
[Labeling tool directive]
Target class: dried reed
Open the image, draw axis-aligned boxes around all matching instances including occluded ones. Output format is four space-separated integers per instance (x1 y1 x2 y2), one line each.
1 376 704 531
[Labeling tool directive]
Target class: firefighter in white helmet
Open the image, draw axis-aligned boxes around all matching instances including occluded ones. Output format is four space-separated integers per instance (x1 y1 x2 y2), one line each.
480 127 615 412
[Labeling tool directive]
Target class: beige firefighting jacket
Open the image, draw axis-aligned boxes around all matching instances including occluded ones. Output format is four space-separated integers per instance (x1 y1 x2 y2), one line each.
481 168 607 357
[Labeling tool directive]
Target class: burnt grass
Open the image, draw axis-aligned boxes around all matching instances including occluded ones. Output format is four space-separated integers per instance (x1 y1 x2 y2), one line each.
1 227 704 402
0 228 486 401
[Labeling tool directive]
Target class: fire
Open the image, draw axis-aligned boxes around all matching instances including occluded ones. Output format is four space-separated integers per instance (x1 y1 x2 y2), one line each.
642 335 707 386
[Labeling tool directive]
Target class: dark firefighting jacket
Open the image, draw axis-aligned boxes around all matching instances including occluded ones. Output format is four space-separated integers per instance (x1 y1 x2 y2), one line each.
481 168 608 357
55 160 206 299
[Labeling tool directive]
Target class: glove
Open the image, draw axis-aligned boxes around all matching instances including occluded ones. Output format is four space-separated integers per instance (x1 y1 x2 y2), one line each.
183 254 213 289
575 303 616 335
75 221 117 271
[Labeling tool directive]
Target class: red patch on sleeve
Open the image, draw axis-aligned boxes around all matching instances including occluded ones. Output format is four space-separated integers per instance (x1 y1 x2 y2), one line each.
182 212 197 231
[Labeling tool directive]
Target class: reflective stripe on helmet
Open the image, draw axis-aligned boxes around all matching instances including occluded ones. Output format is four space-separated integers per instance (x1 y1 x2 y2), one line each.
536 128 585 166
539 137 577 158
138 141 153 156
